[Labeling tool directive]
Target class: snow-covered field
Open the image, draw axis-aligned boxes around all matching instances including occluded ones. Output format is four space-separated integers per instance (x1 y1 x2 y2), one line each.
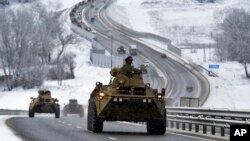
108 0 250 45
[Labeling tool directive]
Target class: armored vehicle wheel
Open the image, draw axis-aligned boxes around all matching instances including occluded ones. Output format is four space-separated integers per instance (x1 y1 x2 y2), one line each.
55 108 60 118
146 109 166 134
29 110 35 118
87 101 103 133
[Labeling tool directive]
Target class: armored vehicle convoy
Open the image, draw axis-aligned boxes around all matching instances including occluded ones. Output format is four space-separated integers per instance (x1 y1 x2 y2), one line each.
63 99 84 117
88 67 166 134
29 90 60 118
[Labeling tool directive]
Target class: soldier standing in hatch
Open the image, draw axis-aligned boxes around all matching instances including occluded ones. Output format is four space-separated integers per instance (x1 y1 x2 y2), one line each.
120 56 134 78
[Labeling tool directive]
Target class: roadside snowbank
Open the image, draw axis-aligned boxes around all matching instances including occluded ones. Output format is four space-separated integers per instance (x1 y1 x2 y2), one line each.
0 116 21 141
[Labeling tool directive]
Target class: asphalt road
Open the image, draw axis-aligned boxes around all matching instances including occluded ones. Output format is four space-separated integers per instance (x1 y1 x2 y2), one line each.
84 0 207 106
7 114 212 141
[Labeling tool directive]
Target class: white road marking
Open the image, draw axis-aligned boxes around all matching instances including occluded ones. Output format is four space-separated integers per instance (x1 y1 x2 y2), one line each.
108 137 118 140
119 121 145 127
67 123 72 126
76 126 82 129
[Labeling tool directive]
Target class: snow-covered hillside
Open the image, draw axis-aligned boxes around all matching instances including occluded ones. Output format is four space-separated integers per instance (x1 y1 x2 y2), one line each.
108 0 250 46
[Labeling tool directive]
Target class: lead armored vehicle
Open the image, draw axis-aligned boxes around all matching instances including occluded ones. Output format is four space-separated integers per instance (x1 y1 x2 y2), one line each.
29 90 60 118
63 99 84 117
88 67 166 134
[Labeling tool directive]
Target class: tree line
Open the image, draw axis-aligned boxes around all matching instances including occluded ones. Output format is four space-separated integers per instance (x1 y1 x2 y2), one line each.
0 2 77 90
214 8 250 78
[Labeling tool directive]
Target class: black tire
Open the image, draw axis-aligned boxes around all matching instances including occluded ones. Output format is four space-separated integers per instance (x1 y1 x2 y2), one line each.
29 110 35 118
147 109 166 135
87 100 103 133
55 108 60 118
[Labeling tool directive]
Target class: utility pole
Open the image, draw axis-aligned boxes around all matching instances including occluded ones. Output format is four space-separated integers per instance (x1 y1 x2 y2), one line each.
111 35 113 69
203 45 206 62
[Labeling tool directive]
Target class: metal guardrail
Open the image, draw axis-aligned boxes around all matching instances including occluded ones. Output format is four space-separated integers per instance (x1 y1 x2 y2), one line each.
0 109 28 115
167 107 250 120
166 107 250 139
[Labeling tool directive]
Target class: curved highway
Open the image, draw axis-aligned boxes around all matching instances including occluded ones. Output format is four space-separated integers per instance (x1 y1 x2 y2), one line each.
84 0 209 106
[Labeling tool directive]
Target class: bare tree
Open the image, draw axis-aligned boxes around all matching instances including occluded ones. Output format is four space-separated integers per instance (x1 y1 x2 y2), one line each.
214 9 250 78
0 9 14 90
0 1 78 89
0 3 60 90
56 30 77 86
62 53 76 79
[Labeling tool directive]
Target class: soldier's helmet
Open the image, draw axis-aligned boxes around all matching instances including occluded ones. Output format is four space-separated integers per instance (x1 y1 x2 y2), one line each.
110 68 120 77
125 56 133 63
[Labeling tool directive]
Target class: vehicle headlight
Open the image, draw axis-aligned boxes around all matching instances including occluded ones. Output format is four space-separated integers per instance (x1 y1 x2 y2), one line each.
157 95 162 99
118 78 125 84
99 92 106 97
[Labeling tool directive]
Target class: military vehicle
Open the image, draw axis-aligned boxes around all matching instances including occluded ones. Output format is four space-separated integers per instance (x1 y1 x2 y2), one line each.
63 99 84 117
85 27 91 32
117 46 126 54
88 67 166 134
161 54 167 59
90 17 95 22
139 64 148 74
29 90 60 118
129 45 137 55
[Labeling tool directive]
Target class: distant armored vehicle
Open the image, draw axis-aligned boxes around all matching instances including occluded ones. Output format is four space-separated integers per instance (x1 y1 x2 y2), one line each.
129 45 137 55
161 54 167 58
63 99 84 117
117 46 126 54
139 64 148 74
87 66 166 134
29 90 60 118
85 27 91 32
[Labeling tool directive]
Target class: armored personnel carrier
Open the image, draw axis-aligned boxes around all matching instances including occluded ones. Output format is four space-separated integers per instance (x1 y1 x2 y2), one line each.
29 90 60 118
117 46 126 54
63 99 84 117
87 67 166 134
